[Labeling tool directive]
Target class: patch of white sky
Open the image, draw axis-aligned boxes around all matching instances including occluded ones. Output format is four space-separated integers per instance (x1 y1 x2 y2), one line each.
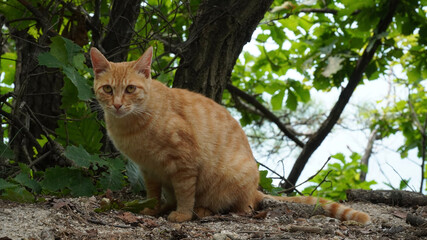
239 23 423 192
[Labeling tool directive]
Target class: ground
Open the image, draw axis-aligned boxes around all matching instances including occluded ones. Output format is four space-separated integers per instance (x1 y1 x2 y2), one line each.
0 194 426 240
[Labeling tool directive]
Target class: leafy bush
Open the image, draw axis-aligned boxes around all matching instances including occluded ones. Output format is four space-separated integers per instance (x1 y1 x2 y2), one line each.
302 153 377 200
0 145 144 202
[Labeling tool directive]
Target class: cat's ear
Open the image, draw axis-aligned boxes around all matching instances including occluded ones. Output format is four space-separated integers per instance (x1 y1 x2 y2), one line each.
134 46 153 79
90 47 110 77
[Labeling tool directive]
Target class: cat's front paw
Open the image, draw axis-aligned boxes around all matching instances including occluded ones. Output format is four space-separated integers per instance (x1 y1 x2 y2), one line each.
167 211 193 222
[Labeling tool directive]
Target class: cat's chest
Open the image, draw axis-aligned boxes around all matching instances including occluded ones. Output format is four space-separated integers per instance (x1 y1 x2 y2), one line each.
108 127 154 158
107 126 173 183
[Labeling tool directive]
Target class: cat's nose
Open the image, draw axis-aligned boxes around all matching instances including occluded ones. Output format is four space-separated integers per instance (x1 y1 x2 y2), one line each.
113 104 122 110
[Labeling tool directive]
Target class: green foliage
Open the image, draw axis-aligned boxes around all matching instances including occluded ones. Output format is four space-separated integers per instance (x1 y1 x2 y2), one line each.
0 142 14 159
302 153 376 200
38 36 93 101
41 166 96 196
259 169 282 195
0 145 144 201
0 164 40 202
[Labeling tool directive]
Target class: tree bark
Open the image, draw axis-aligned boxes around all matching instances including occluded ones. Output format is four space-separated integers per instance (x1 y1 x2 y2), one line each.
173 0 274 103
10 30 63 162
100 0 143 62
346 189 427 207
283 0 400 190
360 128 377 182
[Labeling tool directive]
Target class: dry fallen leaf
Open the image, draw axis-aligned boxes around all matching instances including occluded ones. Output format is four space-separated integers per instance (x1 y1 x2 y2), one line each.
117 212 139 224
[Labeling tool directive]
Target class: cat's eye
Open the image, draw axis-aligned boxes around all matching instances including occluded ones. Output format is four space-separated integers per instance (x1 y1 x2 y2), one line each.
125 85 136 94
103 85 113 94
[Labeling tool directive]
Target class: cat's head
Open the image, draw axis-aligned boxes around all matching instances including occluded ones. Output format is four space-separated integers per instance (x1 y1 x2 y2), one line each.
90 47 153 118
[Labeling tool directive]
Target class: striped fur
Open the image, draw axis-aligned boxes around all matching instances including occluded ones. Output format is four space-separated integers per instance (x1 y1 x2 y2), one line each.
90 47 371 224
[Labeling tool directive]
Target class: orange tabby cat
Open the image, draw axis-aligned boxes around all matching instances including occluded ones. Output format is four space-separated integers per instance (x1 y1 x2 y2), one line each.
90 47 371 224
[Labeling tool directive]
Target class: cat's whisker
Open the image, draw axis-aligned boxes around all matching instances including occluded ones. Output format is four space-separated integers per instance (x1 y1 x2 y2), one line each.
133 109 152 118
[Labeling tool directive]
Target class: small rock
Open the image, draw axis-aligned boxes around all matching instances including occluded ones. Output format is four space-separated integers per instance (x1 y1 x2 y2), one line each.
40 228 55 240
213 230 240 240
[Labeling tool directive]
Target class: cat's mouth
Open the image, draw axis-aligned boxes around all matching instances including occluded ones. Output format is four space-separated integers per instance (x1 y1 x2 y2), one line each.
109 107 129 118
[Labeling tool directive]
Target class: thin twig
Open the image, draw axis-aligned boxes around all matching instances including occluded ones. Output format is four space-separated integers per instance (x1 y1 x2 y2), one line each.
227 84 305 148
279 156 332 194
309 170 332 196
386 162 416 192
257 160 303 195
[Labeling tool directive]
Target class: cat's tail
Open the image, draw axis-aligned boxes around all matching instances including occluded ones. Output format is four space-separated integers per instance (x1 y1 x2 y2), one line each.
261 193 371 225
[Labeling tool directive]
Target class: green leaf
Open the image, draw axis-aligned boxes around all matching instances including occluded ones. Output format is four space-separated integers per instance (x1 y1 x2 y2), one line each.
14 172 41 193
285 90 297 111
399 179 409 190
38 52 64 68
365 61 379 80
2 187 35 203
0 142 15 159
270 24 286 47
259 170 274 192
271 90 285 111
331 153 345 162
56 114 103 154
41 167 96 197
61 78 79 110
63 66 93 100
63 37 83 66
49 36 68 65
100 169 125 191
407 68 421 83
0 178 18 190
64 145 97 168
290 81 310 103
256 33 270 43
69 176 97 197
41 167 75 191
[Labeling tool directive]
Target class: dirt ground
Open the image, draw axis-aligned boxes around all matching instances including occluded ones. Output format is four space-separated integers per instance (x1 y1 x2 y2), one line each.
1 194 426 240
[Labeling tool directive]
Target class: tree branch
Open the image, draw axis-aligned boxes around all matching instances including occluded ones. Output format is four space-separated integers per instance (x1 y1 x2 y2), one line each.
0 108 42 153
284 0 400 191
227 84 305 148
360 128 378 182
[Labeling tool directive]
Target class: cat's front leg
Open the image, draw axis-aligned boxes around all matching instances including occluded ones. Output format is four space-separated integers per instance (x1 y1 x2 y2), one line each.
141 174 163 216
167 172 197 222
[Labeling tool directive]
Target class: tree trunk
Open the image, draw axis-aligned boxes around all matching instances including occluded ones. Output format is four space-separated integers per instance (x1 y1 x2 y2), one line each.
173 0 274 103
100 0 143 62
10 30 63 161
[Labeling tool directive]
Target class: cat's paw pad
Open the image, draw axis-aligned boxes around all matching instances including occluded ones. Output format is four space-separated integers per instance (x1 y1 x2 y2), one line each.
141 207 160 216
167 211 192 222
194 207 213 218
